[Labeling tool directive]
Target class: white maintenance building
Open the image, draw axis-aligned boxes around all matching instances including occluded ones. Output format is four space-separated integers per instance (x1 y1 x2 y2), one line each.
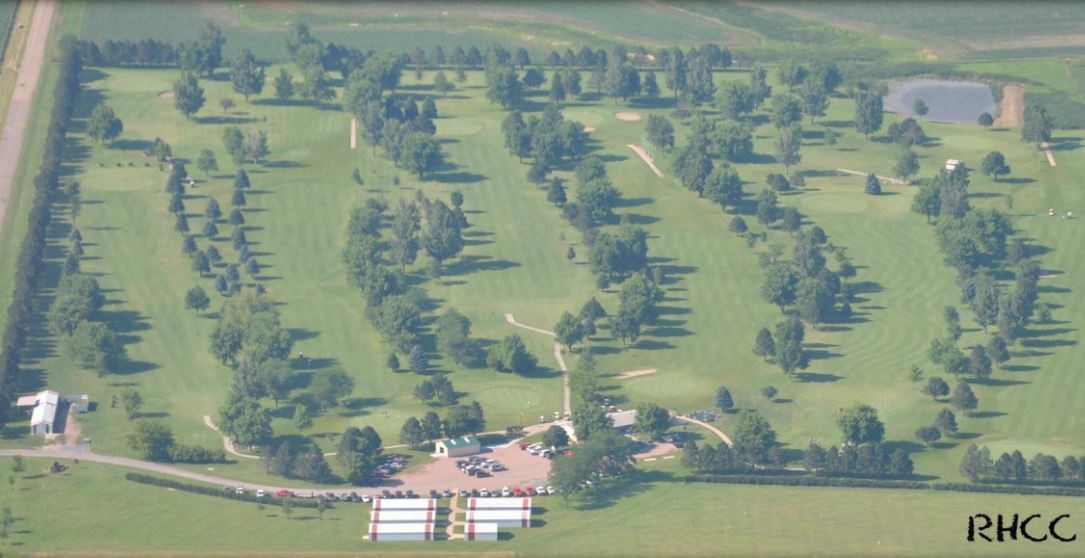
466 509 532 528
465 522 499 541
369 510 437 523
367 522 434 542
465 497 532 510
371 498 437 511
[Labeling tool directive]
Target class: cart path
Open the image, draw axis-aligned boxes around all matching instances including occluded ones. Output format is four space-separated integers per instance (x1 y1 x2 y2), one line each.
1041 141 1057 166
628 144 664 177
504 313 570 416
835 168 908 185
675 414 733 446
446 494 464 540
0 0 57 234
203 415 259 459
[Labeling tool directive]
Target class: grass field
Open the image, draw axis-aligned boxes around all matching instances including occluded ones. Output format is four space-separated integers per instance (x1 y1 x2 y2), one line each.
3 457 1085 556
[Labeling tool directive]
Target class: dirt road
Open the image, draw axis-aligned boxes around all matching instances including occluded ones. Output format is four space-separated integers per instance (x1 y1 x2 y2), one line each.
0 0 56 233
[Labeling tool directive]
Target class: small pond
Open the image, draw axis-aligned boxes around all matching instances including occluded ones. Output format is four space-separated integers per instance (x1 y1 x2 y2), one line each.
883 79 996 123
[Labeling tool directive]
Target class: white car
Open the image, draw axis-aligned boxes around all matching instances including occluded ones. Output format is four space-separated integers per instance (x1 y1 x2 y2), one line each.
361 494 371 503
501 486 511 497
546 486 555 495
536 485 547 495
255 489 266 498
235 486 245 495
479 488 490 497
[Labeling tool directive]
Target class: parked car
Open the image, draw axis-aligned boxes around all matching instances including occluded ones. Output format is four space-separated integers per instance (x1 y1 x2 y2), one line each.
459 488 468 497
256 489 266 498
491 463 506 472
501 486 511 497
479 488 490 497
394 490 404 498
525 487 536 496
381 490 392 498
275 489 294 498
443 489 453 498
361 494 371 503
406 490 416 498
235 486 245 495
536 485 547 495
513 487 524 497
519 443 530 450
429 489 439 498
470 488 479 497
476 470 490 478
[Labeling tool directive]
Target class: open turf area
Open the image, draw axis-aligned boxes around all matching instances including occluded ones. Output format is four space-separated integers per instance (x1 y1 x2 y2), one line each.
1 1 1085 555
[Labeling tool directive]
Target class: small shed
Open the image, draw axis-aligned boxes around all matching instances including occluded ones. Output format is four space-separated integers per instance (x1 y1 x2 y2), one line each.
466 497 532 511
435 435 480 457
606 409 637 431
370 510 436 523
465 522 499 541
367 522 434 542
372 498 437 511
466 509 531 528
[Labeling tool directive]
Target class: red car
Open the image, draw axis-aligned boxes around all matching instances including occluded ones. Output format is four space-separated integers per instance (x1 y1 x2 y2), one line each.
275 489 294 498
519 443 529 450
525 487 536 496
513 487 524 497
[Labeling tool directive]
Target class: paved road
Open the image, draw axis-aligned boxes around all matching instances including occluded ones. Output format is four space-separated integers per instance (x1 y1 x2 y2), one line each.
0 0 56 232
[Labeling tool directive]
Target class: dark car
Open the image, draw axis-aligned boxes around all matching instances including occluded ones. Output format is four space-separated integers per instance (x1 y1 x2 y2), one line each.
476 470 490 478
429 489 439 498
382 489 392 498
443 489 453 498
394 490 404 499
406 490 416 498
471 488 480 497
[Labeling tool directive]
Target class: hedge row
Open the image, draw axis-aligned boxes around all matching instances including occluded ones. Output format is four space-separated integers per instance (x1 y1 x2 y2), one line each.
124 472 322 508
168 444 227 464
685 475 1085 498
0 36 83 427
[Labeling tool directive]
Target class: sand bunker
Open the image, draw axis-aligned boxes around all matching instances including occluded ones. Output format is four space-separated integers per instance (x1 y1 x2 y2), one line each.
158 90 175 100
615 112 642 122
616 368 657 379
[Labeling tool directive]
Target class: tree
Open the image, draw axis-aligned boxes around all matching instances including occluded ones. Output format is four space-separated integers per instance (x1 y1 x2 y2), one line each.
185 286 210 315
292 446 332 483
220 97 235 113
865 173 882 195
422 200 463 267
218 393 273 447
715 386 734 413
120 388 143 420
196 149 218 177
980 151 1010 181
935 408 959 437
547 179 567 206
959 444 992 480
951 381 978 415
230 49 265 101
392 132 440 180
127 420 175 461
65 321 126 375
915 426 941 446
969 345 992 379
978 112 994 129
408 344 428 373
573 397 612 441
760 264 797 311
836 404 885 445
400 417 426 449
923 376 950 400
1021 104 1052 144
634 402 671 440
732 410 777 463
987 336 1010 369
799 80 828 124
421 411 443 441
309 368 355 410
893 148 920 182
756 189 779 225
86 103 123 144
554 311 586 351
485 65 523 108
234 168 250 189
645 115 675 151
549 452 584 510
433 71 453 96
486 335 538 374
729 216 748 235
435 308 480 367
642 70 660 101
543 425 570 448
774 125 802 175
274 69 293 100
753 328 776 361
853 91 883 139
173 72 205 119
703 165 743 212
444 402 486 437
913 98 929 117
770 93 802 129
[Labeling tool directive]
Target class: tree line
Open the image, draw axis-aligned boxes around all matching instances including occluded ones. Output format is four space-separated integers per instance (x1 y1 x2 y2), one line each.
960 444 1085 486
0 36 83 428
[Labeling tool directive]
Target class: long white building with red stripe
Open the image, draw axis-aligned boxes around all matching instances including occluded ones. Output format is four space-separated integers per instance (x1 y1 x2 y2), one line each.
465 497 532 510
465 509 532 528
465 522 499 541
367 522 435 542
371 498 437 511
369 510 437 523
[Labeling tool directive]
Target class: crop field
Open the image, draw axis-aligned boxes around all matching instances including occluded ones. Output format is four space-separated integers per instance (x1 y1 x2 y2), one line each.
3 457 1085 556
762 1 1085 59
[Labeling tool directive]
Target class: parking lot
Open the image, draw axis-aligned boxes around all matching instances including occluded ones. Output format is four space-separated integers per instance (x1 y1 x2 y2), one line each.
377 443 552 494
